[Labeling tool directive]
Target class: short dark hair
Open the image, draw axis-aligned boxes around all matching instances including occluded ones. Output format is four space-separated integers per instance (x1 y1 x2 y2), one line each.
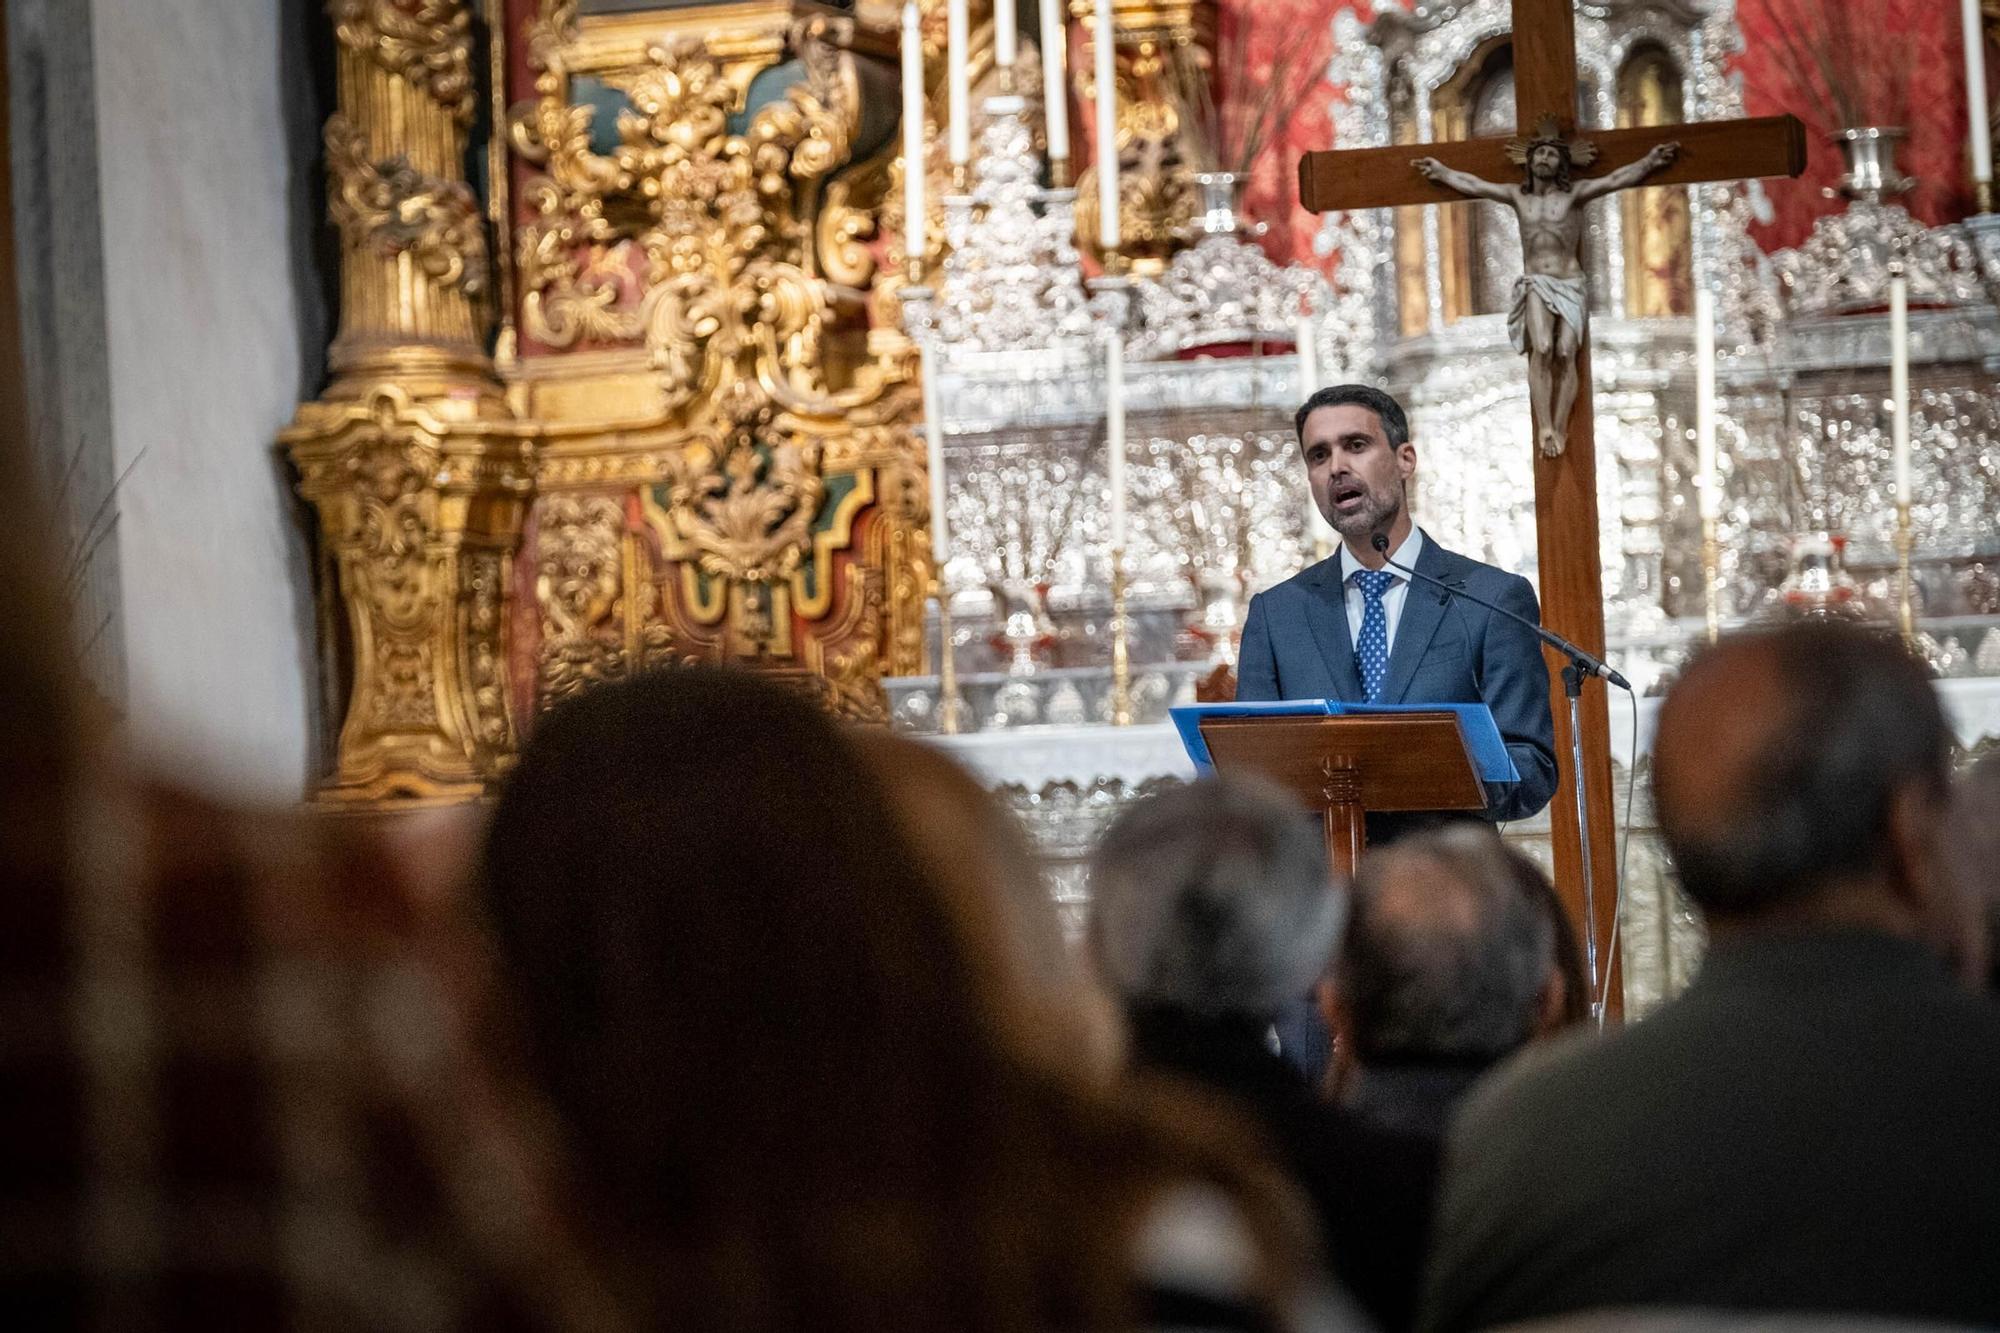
1655 622 1951 915
1338 825 1556 1064
1293 384 1411 449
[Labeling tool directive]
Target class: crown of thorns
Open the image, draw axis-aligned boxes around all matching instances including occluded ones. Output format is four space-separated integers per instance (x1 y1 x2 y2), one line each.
1504 116 1599 169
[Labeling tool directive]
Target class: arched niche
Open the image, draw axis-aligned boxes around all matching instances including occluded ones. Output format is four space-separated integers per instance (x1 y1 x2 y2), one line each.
1616 42 1694 317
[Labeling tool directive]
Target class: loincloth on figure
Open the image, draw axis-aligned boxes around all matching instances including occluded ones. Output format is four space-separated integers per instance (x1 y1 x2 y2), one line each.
1507 272 1587 354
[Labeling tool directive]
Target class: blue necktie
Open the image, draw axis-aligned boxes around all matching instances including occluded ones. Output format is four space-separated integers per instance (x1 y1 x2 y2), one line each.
1352 568 1394 702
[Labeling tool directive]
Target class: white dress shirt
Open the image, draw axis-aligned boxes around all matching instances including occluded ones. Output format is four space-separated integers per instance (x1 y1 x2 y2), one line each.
1336 526 1425 657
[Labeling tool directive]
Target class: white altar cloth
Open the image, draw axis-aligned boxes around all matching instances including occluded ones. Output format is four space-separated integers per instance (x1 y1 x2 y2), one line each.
926 679 2000 792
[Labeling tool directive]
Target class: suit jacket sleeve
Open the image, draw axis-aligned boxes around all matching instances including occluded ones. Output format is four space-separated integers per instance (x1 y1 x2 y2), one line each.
1481 575 1559 821
1235 591 1279 702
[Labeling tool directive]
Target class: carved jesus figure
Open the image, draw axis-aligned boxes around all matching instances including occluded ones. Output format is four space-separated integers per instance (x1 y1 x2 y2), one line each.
1415 117 1679 456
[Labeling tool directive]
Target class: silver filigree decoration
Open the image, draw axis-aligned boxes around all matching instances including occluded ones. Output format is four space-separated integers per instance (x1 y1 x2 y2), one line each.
926 95 1095 358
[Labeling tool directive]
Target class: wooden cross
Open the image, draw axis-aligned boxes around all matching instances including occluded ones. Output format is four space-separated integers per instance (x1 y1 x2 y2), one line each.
1298 0 1806 1018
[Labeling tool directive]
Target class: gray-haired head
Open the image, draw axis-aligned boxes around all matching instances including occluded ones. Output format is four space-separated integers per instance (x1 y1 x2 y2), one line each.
1338 824 1556 1064
1088 777 1341 1019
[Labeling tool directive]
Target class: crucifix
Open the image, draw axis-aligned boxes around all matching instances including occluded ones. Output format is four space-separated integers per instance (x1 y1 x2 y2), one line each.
1298 0 1806 1018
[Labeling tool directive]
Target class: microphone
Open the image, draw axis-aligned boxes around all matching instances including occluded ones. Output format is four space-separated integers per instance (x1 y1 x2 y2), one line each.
1369 532 1631 691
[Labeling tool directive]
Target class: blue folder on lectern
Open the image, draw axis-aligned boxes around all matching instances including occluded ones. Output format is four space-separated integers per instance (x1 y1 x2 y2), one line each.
1169 700 1519 783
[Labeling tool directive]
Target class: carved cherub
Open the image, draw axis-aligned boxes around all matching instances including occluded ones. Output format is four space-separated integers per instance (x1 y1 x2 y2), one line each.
1415 117 1679 456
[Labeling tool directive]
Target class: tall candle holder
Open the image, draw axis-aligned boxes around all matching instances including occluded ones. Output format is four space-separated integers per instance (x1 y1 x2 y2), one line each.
1895 501 1916 645
935 573 967 733
1109 547 1132 725
1089 258 1134 725
1701 513 1722 643
1888 257 1914 647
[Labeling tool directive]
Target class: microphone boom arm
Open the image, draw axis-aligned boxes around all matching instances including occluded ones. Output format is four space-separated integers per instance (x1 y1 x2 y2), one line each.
1369 533 1630 691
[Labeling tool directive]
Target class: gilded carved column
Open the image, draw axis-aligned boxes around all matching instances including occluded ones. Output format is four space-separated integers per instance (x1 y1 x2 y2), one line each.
283 0 530 803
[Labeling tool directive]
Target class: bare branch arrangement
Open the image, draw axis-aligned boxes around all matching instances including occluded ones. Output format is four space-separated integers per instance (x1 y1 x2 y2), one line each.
1176 1 1339 178
1746 0 1914 134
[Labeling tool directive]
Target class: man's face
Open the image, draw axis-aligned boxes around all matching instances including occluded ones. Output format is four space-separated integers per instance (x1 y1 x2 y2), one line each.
1528 143 1562 180
1300 404 1417 540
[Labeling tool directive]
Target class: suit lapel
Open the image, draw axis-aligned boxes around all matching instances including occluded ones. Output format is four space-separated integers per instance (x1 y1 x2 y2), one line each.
1301 554 1365 702
1378 536 1457 704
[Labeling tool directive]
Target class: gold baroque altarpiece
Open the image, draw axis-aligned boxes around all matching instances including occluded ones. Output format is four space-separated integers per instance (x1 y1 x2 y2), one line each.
286 0 933 803
285 0 1211 803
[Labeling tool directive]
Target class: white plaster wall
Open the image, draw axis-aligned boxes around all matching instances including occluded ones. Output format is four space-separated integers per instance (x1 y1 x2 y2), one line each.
92 0 318 800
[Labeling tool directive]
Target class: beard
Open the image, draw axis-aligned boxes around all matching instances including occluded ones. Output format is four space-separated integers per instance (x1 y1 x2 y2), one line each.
1325 483 1405 540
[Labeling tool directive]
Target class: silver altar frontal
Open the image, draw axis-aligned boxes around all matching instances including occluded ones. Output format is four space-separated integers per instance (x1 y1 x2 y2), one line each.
899 0 2000 1013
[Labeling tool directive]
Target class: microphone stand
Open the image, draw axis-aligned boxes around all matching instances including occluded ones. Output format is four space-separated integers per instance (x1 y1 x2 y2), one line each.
1370 533 1627 1026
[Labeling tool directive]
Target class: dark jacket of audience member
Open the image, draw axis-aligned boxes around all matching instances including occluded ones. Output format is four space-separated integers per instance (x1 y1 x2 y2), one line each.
1088 777 1422 1329
480 670 1337 1333
1942 750 2000 991
1421 623 2000 1332
1311 824 1572 1328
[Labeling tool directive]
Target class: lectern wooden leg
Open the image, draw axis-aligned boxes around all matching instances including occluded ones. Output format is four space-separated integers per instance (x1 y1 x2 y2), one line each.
1319 762 1365 881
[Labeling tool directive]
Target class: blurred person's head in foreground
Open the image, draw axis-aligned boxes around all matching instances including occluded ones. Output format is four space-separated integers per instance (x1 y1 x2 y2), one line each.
1652 622 1968 966
1942 751 2000 990
0 386 608 1326
1321 825 1568 1121
480 668 1324 1332
850 728 1123 1082
1089 775 1341 1033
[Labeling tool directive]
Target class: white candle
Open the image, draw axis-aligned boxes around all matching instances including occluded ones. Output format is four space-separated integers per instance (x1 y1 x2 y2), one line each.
1694 288 1719 520
921 354 951 568
901 3 927 264
1106 332 1127 547
996 0 1018 68
1039 0 1070 163
1295 315 1325 543
948 0 971 168
1965 0 1993 185
1890 273 1911 504
1094 1 1120 249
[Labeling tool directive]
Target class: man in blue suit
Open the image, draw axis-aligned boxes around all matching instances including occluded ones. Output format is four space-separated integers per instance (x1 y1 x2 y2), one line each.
1238 383 1558 827
1238 384 1559 1079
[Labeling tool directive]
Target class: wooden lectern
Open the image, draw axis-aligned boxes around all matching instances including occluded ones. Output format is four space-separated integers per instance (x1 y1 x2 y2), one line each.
1199 712 1487 880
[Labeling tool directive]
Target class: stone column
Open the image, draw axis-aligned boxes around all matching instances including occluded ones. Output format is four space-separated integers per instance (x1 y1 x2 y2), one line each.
283 0 530 803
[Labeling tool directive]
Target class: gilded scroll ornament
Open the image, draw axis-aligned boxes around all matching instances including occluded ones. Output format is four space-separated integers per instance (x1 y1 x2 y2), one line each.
330 0 476 122
534 493 627 705
512 18 858 414
326 114 491 297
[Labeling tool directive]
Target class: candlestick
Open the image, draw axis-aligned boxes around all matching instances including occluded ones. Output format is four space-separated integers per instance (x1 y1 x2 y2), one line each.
1039 0 1070 164
919 353 964 733
1895 502 1915 646
936 586 965 734
1890 270 1910 505
1694 288 1719 521
1110 546 1132 726
901 3 927 265
1295 315 1329 555
1093 1 1119 250
920 355 950 570
1701 516 1722 644
1964 0 1993 192
1105 330 1126 547
948 0 970 168
996 0 1017 68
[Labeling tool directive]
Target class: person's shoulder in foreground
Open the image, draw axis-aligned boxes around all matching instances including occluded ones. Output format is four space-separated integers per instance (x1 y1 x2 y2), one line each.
1419 622 2000 1333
